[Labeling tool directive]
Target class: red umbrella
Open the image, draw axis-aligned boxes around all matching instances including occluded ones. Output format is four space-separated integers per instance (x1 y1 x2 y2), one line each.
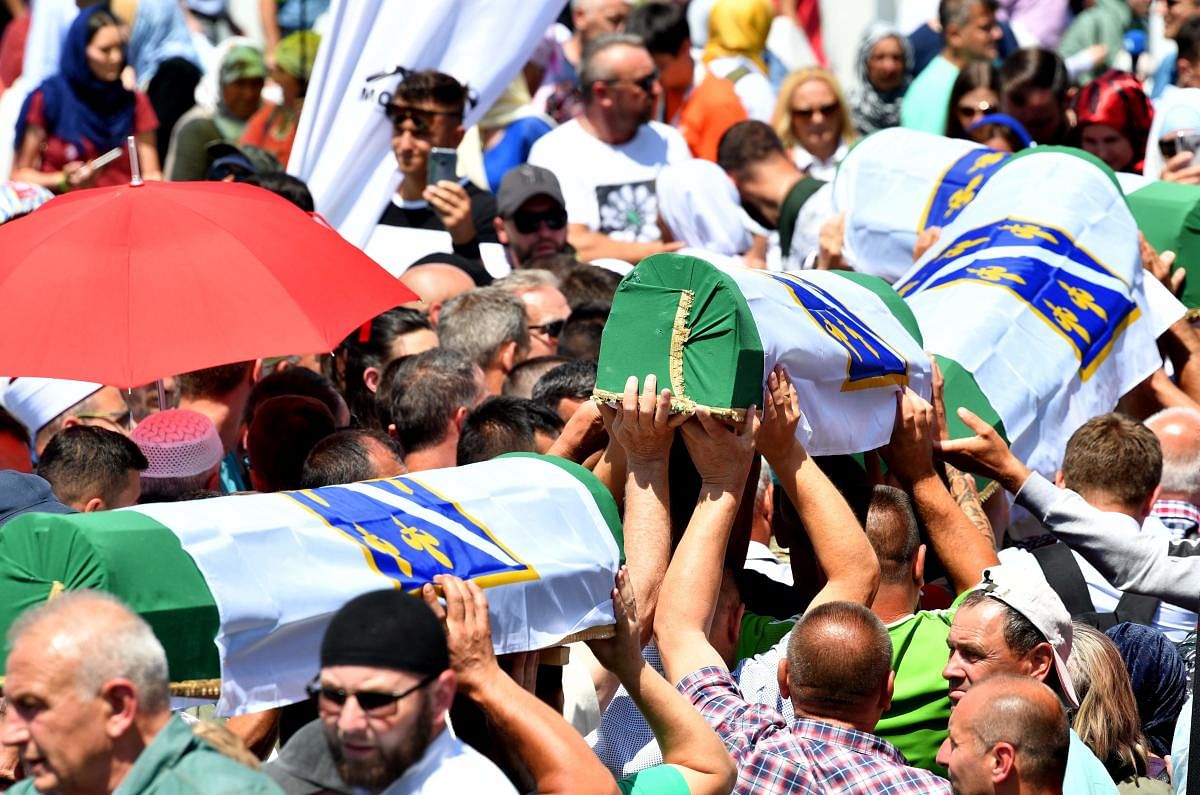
0 180 419 387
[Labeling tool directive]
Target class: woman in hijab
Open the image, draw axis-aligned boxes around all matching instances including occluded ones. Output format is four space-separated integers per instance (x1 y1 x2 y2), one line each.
1074 69 1154 174
239 30 319 165
848 23 912 137
12 5 161 193
1106 623 1190 762
771 68 856 181
701 0 776 121
656 159 756 270
1144 94 1200 184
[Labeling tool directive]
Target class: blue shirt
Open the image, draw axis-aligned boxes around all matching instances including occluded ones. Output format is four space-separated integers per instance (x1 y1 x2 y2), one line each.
1067 728 1120 793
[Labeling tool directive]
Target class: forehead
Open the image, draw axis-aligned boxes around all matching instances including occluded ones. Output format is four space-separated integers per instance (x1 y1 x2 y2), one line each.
89 24 122 47
600 44 653 76
950 599 1009 645
517 195 561 214
321 664 420 690
6 633 77 695
792 79 835 102
870 36 904 56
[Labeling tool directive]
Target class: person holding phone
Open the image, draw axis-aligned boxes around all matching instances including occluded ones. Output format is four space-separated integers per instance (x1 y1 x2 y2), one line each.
1156 102 1200 185
370 70 502 274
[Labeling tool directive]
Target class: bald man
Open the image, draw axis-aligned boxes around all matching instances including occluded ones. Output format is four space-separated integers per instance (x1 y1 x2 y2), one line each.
400 264 476 323
1145 407 1200 539
937 675 1068 795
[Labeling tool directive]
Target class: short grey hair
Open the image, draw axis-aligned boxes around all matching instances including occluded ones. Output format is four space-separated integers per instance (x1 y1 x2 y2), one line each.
580 33 646 94
8 590 170 713
437 287 530 368
493 270 560 293
939 0 998 32
1145 406 1200 495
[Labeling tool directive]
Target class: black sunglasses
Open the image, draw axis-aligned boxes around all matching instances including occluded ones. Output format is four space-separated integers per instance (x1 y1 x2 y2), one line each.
529 319 566 338
306 674 436 714
605 70 658 93
791 102 839 120
512 208 568 234
386 104 461 135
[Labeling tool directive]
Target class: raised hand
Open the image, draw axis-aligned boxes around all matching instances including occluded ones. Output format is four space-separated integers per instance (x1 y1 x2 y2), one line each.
757 364 801 464
933 407 1030 493
598 374 689 465
422 575 500 697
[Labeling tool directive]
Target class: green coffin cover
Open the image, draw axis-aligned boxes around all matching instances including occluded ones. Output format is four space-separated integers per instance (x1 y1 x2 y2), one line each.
594 253 765 417
1125 179 1200 311
0 510 220 682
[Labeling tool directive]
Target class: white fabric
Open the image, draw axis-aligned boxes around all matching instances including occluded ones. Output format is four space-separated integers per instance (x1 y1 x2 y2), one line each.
744 540 793 585
130 456 620 715
895 149 1163 478
363 198 510 279
833 127 988 283
657 159 750 256
0 377 101 438
526 119 691 243
1144 88 1200 180
725 268 933 455
287 0 567 246
706 55 776 121
791 140 848 182
788 181 836 269
376 726 516 795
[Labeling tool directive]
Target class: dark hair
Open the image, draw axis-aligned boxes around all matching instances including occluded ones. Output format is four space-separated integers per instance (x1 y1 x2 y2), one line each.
967 120 1029 151
865 485 921 584
946 60 1001 138
1178 17 1200 63
299 429 405 489
717 120 787 176
625 1 689 56
558 267 621 309
247 396 335 492
0 407 30 448
785 601 892 718
176 362 255 400
532 359 597 410
393 70 469 114
557 302 610 360
939 0 998 32
37 425 147 508
456 396 564 466
1001 47 1069 101
503 355 571 399
86 7 121 43
243 368 344 428
378 348 482 453
336 308 434 429
243 172 315 212
1062 413 1162 509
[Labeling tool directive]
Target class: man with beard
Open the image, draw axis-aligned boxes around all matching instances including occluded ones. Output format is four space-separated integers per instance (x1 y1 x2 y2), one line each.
493 165 572 269
266 588 514 794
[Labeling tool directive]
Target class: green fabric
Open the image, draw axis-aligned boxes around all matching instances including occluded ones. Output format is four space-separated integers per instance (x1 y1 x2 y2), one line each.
122 715 280 794
1125 179 1200 309
933 354 1008 492
501 452 625 561
1058 0 1139 84
617 763 691 794
900 55 959 135
595 254 765 415
777 176 826 255
736 609 796 661
0 511 220 681
833 270 924 345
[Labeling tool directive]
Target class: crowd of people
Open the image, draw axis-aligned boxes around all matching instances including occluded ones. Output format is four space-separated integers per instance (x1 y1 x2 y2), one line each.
0 0 1198 794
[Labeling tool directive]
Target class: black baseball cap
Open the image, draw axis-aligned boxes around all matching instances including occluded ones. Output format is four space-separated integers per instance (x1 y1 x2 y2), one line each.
497 164 566 218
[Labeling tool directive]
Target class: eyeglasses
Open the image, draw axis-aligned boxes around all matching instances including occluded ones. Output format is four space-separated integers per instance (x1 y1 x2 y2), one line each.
1159 130 1200 158
605 70 658 93
791 102 839 120
512 208 567 234
386 105 461 136
306 674 436 716
75 409 133 432
529 319 566 338
956 101 994 121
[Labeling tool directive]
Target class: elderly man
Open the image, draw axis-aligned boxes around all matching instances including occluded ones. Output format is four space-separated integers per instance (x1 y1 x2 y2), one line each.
269 588 514 793
494 271 572 358
2 591 280 793
937 675 1069 794
494 165 572 269
436 287 530 396
1145 407 1200 538
528 34 690 262
1 377 133 457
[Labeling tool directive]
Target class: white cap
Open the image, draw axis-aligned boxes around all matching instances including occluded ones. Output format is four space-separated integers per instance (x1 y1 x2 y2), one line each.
0 377 102 438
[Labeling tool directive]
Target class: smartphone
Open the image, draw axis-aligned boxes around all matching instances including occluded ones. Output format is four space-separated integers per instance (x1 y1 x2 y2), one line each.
427 147 458 185
1160 131 1200 167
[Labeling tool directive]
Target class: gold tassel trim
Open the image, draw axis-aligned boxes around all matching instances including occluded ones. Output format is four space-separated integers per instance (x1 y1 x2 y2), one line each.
669 289 694 400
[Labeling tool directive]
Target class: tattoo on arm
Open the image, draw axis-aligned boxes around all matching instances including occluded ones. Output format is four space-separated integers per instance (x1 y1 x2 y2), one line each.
945 463 994 547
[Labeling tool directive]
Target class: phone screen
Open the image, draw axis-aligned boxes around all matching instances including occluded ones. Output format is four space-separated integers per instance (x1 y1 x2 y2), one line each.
427 147 458 186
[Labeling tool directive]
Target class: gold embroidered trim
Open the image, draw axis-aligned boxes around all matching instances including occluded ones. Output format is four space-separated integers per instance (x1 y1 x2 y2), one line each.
591 391 746 422
669 289 695 400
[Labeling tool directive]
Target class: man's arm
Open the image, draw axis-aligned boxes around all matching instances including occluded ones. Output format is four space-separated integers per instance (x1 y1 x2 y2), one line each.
937 408 1200 610
588 568 737 795
1160 317 1200 405
655 407 758 685
567 224 683 263
884 389 998 595
423 576 617 795
757 366 879 609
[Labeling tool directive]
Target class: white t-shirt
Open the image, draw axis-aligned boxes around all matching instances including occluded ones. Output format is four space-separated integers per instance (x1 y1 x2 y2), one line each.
527 119 692 243
706 55 777 122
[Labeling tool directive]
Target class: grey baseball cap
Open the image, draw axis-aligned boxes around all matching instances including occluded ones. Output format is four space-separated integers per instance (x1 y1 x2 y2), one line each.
496 164 565 218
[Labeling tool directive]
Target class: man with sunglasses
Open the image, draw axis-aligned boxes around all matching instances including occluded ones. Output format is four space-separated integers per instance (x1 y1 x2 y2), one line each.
0 377 134 458
269 588 515 794
369 70 503 277
494 268 572 358
527 34 690 263
494 164 573 268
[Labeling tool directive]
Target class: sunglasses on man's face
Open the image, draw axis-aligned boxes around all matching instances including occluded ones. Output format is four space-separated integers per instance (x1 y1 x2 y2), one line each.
386 105 461 136
529 318 566 338
306 674 435 715
604 70 658 94
791 102 839 120
512 208 568 234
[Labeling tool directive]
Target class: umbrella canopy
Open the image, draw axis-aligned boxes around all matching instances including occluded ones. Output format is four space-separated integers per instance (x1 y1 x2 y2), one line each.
0 181 419 387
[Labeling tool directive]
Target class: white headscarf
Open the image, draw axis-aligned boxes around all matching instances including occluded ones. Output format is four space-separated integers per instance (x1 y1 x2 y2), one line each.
1144 89 1200 180
656 160 752 262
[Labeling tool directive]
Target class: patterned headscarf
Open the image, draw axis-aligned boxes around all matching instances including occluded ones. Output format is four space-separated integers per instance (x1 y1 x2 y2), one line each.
848 23 912 137
1074 69 1154 174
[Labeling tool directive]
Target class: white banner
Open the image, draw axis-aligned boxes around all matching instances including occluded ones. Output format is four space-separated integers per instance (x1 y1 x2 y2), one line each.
288 0 567 246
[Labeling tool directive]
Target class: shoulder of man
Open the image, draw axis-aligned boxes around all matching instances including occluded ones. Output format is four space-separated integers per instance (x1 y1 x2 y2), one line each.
141 728 285 795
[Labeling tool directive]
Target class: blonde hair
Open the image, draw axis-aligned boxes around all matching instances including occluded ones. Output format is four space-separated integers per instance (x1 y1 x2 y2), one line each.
770 68 857 154
192 721 261 769
1066 623 1152 780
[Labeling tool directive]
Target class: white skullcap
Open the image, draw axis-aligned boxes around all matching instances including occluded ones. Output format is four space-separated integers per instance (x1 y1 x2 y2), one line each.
0 377 102 438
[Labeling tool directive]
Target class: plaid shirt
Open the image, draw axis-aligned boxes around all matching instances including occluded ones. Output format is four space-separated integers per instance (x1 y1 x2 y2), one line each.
679 666 950 794
1152 499 1200 540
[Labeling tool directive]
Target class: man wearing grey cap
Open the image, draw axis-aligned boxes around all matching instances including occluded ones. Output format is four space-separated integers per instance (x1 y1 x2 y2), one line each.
266 589 514 794
493 164 573 269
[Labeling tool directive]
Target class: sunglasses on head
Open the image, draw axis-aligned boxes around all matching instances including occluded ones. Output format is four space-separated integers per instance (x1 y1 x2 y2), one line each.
385 104 460 135
306 674 436 715
512 208 568 234
529 318 566 338
791 102 839 120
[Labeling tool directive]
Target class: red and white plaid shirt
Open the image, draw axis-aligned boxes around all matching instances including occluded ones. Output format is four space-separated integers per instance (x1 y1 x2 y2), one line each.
679 666 951 794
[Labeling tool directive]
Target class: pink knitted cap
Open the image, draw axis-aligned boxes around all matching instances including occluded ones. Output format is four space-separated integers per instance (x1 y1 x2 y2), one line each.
130 409 223 479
